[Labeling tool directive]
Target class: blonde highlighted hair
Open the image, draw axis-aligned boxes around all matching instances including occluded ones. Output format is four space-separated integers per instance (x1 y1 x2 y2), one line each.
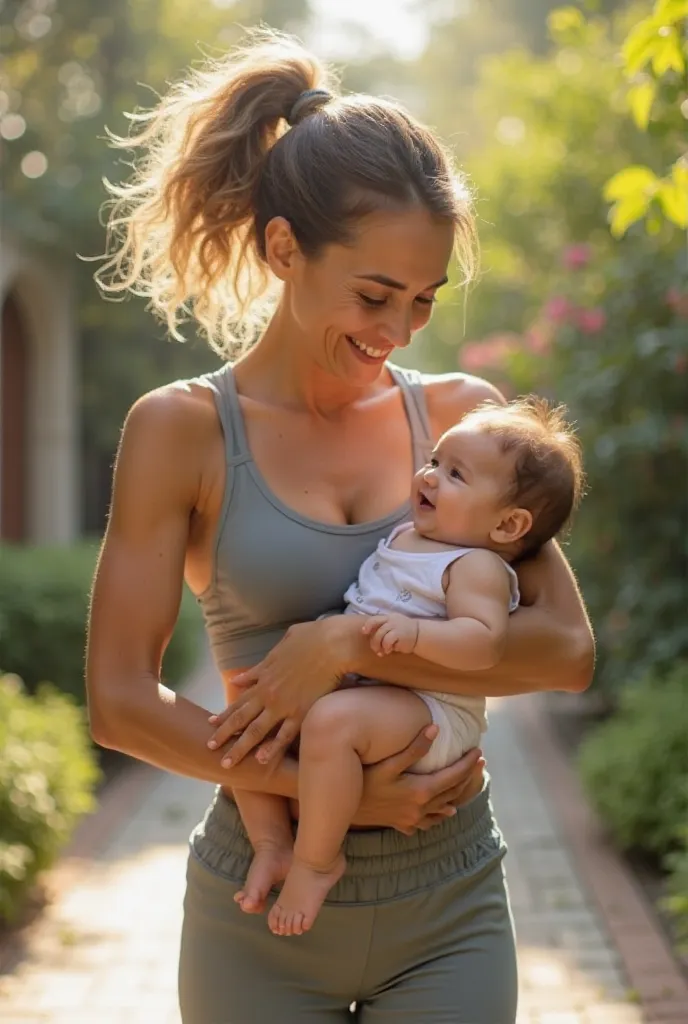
95 29 477 359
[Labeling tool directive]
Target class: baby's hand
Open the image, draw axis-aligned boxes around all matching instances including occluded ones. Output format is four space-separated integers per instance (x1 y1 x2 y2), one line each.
362 613 420 656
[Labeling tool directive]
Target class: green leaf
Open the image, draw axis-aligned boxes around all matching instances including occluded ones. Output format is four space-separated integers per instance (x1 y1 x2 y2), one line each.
657 178 688 227
628 80 657 130
548 6 586 43
655 0 688 25
548 6 585 33
672 163 688 190
651 30 686 76
622 18 662 75
609 192 652 237
604 166 660 202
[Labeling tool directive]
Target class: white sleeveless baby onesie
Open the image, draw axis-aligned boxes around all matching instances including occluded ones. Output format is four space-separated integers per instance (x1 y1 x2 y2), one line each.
344 522 520 773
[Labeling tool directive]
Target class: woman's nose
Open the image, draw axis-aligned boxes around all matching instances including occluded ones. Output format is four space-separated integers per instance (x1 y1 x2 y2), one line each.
379 312 412 349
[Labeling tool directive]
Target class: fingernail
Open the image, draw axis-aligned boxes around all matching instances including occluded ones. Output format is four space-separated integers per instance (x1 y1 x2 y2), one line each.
221 756 232 768
208 715 218 723
207 740 217 749
446 807 457 817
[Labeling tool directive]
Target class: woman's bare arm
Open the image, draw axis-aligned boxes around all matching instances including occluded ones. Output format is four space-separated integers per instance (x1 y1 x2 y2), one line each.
86 386 298 796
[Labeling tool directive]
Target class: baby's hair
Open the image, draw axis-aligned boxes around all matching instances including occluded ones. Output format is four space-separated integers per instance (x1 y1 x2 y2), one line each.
463 397 585 558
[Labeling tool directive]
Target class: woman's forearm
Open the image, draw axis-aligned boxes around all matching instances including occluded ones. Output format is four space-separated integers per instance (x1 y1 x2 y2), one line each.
90 677 299 797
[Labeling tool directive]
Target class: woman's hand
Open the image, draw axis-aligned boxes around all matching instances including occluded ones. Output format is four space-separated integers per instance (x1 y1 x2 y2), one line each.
208 617 358 767
354 725 486 834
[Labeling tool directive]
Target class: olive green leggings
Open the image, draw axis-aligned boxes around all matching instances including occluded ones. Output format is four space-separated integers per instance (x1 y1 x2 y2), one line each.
178 788 517 1024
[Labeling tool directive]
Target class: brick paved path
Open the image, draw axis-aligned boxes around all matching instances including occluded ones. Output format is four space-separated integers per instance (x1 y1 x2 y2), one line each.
0 663 647 1024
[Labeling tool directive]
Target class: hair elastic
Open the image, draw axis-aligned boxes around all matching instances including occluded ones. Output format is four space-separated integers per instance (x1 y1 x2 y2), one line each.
287 88 332 126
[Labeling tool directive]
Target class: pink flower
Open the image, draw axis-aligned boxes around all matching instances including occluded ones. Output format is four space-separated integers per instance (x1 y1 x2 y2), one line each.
459 343 495 371
576 307 607 334
666 289 688 318
562 244 592 271
544 296 572 324
524 326 551 354
459 334 519 372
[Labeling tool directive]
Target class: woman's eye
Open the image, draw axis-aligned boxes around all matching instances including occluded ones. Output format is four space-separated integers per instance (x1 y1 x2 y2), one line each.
359 294 387 308
415 296 436 306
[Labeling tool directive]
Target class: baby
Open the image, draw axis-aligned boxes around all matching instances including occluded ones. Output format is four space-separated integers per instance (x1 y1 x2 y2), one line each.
230 397 584 936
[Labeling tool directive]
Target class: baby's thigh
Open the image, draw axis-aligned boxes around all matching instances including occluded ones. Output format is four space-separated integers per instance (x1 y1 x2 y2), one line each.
302 686 431 765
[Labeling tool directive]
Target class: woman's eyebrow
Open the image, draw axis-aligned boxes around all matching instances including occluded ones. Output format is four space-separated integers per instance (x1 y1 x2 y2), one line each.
354 273 449 291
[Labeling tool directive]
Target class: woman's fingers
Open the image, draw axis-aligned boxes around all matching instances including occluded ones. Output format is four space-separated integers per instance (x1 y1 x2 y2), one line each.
425 758 486 815
377 724 439 778
208 695 263 746
420 747 482 799
255 718 300 765
219 710 276 766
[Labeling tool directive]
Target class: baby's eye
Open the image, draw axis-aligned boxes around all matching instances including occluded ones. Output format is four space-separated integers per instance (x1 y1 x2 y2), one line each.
428 458 439 468
450 467 464 481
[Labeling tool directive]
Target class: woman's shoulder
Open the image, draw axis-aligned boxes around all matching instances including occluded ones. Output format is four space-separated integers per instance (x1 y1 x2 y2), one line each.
126 377 219 441
420 371 506 437
120 378 222 482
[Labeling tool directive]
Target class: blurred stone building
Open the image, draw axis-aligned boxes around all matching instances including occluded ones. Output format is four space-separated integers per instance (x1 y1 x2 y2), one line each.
0 229 79 543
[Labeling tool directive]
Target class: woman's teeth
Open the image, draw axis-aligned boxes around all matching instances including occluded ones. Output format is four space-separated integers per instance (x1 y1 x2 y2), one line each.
348 336 385 358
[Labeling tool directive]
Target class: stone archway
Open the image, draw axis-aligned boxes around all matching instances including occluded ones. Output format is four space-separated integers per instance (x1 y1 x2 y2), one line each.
0 290 30 541
0 233 79 545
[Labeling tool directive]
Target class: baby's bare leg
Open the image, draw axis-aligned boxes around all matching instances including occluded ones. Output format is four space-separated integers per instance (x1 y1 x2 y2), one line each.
233 791 293 914
268 685 431 937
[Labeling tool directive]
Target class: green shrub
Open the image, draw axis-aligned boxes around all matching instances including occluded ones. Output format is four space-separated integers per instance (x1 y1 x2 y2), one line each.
0 672 100 923
0 542 201 705
663 827 688 951
578 664 688 858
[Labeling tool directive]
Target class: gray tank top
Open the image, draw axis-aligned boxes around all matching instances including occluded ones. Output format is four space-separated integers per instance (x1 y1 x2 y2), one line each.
196 363 434 669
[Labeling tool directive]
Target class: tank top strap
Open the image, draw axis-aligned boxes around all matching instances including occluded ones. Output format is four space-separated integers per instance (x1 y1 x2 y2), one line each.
202 364 251 467
387 363 434 470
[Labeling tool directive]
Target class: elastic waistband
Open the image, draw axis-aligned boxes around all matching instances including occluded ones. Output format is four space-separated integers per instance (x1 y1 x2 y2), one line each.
189 784 506 905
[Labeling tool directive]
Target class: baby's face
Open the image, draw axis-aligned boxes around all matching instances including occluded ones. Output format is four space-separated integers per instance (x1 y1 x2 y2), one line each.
412 425 514 547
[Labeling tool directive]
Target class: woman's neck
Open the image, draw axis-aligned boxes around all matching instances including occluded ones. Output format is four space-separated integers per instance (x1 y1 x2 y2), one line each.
234 306 389 417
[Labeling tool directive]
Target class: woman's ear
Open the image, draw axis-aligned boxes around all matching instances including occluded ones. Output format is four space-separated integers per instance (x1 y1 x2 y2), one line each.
264 216 301 281
490 507 533 546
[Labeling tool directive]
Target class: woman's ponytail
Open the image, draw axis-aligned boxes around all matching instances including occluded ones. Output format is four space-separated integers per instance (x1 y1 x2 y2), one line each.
96 30 332 357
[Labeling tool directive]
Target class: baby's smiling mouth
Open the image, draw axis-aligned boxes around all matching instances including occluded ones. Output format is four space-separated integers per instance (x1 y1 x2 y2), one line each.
418 490 435 510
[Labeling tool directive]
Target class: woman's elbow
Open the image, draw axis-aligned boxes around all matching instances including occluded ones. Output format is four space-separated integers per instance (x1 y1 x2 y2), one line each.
86 677 133 751
87 695 124 750
565 628 596 692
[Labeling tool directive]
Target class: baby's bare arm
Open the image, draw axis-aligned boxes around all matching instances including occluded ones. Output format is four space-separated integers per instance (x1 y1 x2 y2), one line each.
412 551 512 671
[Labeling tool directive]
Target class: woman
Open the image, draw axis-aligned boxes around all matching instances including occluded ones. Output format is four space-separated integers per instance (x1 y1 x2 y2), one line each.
86 32 594 1024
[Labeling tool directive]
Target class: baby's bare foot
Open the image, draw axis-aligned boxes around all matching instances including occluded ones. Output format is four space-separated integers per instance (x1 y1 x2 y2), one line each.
235 845 293 915
268 853 346 936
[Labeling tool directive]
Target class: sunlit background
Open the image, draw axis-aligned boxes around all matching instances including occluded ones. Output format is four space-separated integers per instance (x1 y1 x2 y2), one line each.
1 0 687 1001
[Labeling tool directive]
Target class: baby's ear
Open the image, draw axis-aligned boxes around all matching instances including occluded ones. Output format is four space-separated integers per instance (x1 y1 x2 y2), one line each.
490 507 532 545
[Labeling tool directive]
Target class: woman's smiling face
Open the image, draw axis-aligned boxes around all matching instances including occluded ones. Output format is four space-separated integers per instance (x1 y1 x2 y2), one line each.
270 206 455 384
